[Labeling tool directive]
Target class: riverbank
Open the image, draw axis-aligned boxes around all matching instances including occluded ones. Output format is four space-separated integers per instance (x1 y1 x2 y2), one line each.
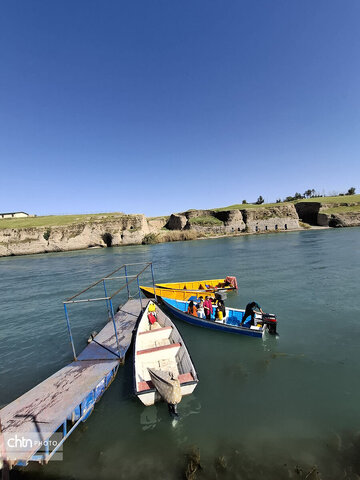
0 195 359 257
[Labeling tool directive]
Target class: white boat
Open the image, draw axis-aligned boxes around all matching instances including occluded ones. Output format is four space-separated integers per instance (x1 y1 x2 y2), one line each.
133 301 199 407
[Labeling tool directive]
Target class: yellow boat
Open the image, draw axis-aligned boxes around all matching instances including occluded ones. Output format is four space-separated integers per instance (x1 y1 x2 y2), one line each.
140 286 216 302
156 277 238 292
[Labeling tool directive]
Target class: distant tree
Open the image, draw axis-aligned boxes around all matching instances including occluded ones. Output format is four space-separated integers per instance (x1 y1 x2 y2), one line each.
242 199 247 204
276 198 282 203
304 189 312 198
347 187 356 195
285 196 294 202
255 195 264 205
294 192 303 200
311 189 316 197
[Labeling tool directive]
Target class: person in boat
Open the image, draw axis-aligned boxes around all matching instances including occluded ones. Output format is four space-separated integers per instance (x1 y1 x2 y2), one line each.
148 302 157 316
215 300 226 321
196 297 205 318
211 296 218 306
187 300 197 317
203 296 213 320
215 305 223 322
148 302 161 329
240 301 263 326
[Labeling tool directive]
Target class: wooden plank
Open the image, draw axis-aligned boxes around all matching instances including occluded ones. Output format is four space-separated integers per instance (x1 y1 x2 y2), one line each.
77 299 144 361
0 360 118 462
139 326 172 336
137 342 181 355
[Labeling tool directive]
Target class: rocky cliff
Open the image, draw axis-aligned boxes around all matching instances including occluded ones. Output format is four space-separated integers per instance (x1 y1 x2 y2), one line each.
295 201 360 227
165 204 300 234
0 215 158 257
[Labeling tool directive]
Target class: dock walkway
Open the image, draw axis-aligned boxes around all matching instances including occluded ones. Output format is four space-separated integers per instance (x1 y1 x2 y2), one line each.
0 299 144 466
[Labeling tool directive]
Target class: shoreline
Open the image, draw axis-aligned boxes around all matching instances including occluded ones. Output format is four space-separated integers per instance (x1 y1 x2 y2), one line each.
0 224 337 259
2 196 359 258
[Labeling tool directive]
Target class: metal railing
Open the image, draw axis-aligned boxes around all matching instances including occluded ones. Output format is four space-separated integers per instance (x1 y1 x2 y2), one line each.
63 262 157 361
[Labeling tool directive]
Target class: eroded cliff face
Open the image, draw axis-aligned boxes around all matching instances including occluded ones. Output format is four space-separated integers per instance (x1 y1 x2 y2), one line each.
241 205 299 232
0 215 151 257
1 201 358 258
165 205 300 234
295 201 360 227
317 212 360 228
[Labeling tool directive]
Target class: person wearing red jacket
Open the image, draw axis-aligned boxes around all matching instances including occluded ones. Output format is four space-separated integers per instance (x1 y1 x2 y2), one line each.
203 296 213 320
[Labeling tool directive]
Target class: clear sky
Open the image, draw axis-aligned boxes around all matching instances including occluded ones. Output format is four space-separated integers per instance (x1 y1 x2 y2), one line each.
0 0 359 216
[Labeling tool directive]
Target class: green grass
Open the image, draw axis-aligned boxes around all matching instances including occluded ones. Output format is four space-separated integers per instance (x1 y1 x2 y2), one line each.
189 215 223 226
294 194 360 204
147 215 170 221
213 194 360 211
213 202 292 211
321 205 360 214
0 212 127 229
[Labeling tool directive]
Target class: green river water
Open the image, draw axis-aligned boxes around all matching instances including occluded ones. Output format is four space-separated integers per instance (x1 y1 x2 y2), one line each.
1 228 360 479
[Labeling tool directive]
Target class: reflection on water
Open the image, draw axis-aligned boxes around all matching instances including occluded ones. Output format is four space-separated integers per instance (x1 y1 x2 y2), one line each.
1 228 360 479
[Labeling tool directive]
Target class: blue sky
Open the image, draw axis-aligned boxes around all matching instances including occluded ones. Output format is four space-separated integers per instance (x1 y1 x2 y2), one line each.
0 0 359 216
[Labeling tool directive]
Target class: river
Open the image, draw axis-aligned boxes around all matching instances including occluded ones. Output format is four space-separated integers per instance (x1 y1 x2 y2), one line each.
1 228 360 479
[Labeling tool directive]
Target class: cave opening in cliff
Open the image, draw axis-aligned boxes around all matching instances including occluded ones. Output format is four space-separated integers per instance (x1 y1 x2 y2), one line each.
102 233 113 247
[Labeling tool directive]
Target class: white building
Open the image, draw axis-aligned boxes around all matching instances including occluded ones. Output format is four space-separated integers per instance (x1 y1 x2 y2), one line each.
0 212 30 219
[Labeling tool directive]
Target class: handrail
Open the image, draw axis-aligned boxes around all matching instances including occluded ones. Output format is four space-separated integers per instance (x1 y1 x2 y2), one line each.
100 275 139 281
66 262 151 301
109 264 149 299
63 262 155 361
64 297 110 305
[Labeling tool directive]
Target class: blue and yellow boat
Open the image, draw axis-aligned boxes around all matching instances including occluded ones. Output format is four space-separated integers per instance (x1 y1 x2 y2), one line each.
161 297 277 338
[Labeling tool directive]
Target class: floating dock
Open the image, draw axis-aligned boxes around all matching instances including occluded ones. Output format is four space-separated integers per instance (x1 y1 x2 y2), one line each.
0 263 157 468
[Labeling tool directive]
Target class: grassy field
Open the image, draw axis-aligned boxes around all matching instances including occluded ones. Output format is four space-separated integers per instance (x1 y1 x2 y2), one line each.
213 194 360 211
213 202 291 211
321 205 360 214
0 213 127 229
296 194 360 204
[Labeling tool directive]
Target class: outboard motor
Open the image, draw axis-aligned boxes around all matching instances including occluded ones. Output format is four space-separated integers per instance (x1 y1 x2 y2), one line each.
262 313 277 335
168 403 179 419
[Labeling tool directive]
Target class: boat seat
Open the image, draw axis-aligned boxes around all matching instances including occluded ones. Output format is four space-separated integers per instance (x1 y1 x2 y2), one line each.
137 372 195 392
137 342 181 356
139 326 172 336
